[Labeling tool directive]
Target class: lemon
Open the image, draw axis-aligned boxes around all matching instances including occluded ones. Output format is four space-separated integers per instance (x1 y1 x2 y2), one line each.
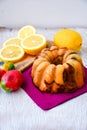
0 45 24 62
21 34 46 55
18 25 36 39
3 37 22 47
2 62 15 71
54 29 82 52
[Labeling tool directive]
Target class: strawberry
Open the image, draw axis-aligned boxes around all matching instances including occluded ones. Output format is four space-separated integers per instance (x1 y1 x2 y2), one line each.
0 68 6 79
1 70 23 92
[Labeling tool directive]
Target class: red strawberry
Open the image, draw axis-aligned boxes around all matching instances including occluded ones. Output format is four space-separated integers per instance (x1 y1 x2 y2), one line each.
0 68 6 79
1 70 23 92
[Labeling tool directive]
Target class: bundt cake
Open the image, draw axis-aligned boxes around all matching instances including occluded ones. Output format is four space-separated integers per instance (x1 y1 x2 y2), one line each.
31 46 85 93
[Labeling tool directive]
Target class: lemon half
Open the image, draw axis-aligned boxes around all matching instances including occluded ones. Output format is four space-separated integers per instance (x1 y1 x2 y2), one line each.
21 34 46 55
18 25 36 39
3 37 22 47
0 45 24 62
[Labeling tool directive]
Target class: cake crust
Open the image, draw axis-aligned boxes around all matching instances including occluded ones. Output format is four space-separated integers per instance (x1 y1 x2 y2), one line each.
31 46 85 93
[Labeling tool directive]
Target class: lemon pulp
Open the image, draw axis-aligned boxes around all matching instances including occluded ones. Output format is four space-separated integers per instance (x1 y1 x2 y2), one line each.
18 25 36 39
21 34 46 55
0 45 24 62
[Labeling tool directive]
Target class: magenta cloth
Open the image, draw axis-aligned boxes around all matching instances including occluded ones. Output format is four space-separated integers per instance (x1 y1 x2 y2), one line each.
22 66 87 110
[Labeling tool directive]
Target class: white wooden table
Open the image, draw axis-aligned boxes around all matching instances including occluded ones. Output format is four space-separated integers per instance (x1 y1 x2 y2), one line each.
0 27 87 130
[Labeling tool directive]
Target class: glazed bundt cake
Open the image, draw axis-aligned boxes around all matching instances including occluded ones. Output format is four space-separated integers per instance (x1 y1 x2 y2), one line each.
31 46 85 93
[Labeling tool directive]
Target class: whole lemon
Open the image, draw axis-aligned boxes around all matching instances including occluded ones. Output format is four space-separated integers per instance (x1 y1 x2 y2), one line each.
54 29 82 52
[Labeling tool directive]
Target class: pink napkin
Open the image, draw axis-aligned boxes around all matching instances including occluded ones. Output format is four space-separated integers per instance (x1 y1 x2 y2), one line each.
22 66 87 110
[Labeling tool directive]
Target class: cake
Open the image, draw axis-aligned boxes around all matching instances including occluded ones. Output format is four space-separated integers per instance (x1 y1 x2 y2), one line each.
31 46 85 93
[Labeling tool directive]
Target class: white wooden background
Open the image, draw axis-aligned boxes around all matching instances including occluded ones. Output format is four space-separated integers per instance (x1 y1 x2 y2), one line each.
0 0 87 28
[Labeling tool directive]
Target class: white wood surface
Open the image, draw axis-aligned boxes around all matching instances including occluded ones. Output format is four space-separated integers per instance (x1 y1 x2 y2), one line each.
0 27 87 130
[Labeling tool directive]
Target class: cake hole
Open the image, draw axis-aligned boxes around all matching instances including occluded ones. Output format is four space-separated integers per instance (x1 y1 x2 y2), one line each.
52 56 63 65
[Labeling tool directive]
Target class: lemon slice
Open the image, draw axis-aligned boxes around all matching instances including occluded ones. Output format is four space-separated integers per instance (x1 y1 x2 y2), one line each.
3 37 22 47
0 45 24 62
21 34 46 55
18 25 36 39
